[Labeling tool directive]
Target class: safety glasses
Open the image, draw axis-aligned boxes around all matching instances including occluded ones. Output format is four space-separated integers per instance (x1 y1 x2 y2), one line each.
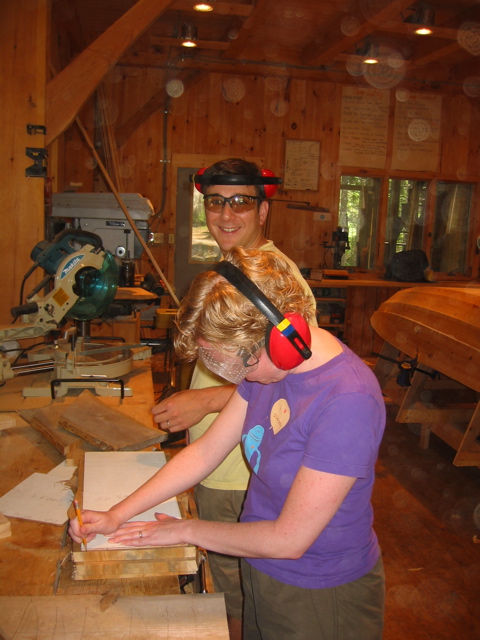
198 339 265 384
203 194 261 214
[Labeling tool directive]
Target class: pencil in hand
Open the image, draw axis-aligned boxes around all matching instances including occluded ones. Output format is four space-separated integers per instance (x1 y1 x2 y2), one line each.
73 499 88 550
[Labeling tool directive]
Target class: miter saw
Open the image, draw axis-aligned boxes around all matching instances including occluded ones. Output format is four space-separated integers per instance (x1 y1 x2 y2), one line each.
0 229 147 397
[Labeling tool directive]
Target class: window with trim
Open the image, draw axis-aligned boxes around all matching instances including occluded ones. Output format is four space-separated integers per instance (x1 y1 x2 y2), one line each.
431 182 472 275
385 179 427 266
339 176 380 270
339 176 474 277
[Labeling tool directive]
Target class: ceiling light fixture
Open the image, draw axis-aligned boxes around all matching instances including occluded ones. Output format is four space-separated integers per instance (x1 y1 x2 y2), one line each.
356 38 379 64
181 23 198 47
404 2 435 35
194 2 214 11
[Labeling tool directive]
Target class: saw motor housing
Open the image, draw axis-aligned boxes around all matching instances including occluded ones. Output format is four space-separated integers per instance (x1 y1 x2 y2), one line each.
0 229 119 378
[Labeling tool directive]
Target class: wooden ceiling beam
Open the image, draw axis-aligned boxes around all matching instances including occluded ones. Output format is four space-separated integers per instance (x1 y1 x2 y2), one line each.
300 0 414 66
413 40 462 66
381 22 460 40
115 53 471 94
46 0 175 146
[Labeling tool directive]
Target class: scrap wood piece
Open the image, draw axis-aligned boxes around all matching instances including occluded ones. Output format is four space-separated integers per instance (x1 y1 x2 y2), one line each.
72 545 200 580
19 406 81 455
0 513 11 539
0 415 16 430
58 390 164 451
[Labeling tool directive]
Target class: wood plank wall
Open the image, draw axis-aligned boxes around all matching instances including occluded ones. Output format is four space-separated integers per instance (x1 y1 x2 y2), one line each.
1 24 480 325
0 0 47 326
61 69 480 295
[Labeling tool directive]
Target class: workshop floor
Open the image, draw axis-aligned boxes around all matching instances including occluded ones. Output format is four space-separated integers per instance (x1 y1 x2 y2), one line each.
151 353 480 639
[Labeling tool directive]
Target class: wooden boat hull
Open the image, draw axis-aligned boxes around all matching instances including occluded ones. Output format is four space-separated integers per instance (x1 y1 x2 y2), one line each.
370 286 480 392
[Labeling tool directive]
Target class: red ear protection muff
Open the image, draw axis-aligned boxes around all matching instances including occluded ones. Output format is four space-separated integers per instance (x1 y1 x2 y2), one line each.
194 167 206 193
193 167 281 198
261 169 279 198
214 261 312 371
265 312 312 369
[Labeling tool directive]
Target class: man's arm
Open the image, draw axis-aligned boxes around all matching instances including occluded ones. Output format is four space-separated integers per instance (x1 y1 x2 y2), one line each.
152 384 236 432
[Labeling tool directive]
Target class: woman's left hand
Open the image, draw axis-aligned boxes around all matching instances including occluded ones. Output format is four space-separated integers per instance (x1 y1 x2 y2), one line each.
107 513 189 547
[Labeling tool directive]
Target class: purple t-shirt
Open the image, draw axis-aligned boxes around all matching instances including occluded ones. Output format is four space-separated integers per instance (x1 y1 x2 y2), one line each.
237 342 385 589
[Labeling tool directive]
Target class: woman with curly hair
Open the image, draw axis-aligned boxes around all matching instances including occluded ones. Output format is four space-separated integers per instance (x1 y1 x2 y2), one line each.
70 247 386 640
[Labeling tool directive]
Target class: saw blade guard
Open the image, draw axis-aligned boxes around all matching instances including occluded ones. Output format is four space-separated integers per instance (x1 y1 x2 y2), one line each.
66 250 119 321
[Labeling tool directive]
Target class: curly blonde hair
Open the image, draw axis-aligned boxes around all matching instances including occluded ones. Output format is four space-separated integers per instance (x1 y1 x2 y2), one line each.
174 247 316 362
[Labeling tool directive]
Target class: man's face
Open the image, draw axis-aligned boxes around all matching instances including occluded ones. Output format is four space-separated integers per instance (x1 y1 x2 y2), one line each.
204 184 269 254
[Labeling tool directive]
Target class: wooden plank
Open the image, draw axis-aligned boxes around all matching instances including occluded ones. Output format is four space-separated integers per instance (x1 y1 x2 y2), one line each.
73 555 199 580
453 402 480 467
0 594 229 639
399 406 475 424
58 390 164 450
72 486 200 580
0 513 12 539
19 406 82 455
46 0 174 144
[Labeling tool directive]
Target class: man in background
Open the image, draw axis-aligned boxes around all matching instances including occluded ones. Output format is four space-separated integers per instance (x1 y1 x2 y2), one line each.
152 157 316 640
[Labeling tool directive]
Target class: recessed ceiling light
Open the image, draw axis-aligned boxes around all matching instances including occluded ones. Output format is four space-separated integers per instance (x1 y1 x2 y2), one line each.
194 2 214 11
415 26 433 35
181 23 198 47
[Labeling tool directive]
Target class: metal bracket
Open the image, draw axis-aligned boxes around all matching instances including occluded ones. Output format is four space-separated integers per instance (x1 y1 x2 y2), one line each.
26 124 47 136
25 147 48 178
50 377 126 399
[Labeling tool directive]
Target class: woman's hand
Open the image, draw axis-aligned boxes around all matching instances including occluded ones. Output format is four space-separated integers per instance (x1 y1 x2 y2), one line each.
107 513 190 547
68 509 123 544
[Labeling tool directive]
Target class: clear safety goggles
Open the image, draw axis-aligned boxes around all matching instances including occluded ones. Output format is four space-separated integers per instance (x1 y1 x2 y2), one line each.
198 339 265 384
203 194 261 214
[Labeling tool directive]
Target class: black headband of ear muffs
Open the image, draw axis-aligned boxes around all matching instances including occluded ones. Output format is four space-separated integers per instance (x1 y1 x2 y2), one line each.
193 174 282 187
214 261 312 362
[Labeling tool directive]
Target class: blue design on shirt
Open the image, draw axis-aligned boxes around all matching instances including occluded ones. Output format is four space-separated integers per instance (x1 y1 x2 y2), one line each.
242 425 264 474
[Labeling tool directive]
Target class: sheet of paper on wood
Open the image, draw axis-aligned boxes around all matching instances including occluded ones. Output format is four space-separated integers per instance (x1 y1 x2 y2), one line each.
83 451 181 551
0 461 77 525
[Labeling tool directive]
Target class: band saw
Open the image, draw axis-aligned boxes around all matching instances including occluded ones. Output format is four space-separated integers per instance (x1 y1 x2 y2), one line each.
0 229 149 397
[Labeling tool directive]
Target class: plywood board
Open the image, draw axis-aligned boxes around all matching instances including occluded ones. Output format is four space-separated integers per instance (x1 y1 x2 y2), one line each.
0 594 229 639
59 391 164 450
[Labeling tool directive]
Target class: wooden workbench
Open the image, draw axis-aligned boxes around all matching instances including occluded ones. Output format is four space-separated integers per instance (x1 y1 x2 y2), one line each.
0 360 231 639
0 358 188 598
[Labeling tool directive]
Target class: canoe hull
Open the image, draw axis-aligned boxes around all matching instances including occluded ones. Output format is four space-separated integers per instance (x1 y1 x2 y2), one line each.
370 286 480 392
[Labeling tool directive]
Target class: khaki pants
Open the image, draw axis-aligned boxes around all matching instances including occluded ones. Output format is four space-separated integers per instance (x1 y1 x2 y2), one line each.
194 484 246 619
242 556 385 640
